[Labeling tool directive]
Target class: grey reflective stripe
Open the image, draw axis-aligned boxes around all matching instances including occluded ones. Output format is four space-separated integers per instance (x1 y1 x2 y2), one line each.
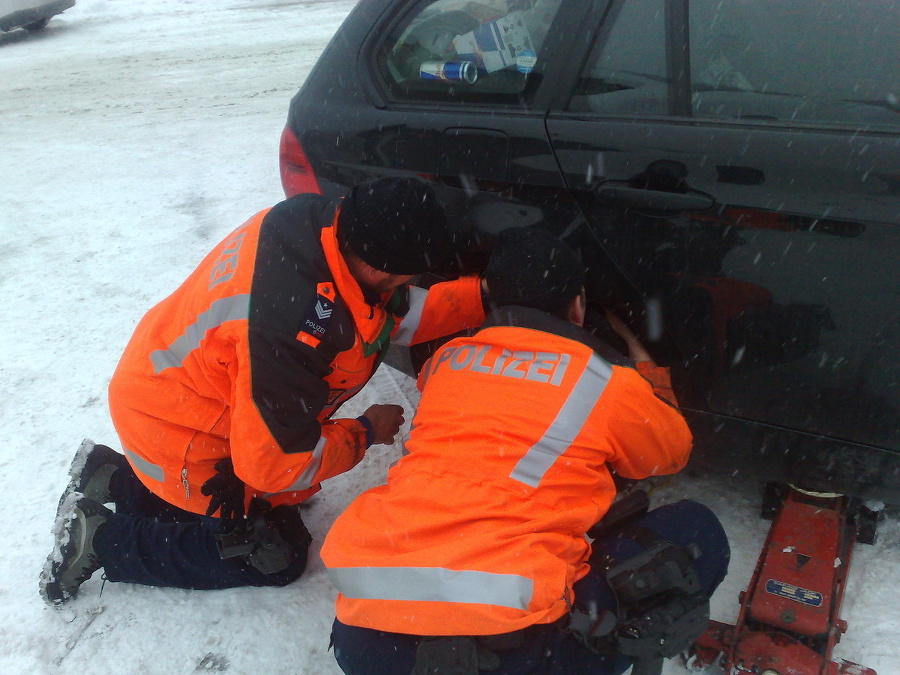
122 447 164 482
391 286 428 346
329 566 534 610
510 354 612 487
264 436 326 496
150 294 251 373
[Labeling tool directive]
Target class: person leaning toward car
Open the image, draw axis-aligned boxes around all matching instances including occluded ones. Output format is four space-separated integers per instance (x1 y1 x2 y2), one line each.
320 227 730 675
41 177 487 604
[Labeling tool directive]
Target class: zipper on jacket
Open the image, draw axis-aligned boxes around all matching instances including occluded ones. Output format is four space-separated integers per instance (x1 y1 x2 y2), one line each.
182 467 190 500
562 586 573 612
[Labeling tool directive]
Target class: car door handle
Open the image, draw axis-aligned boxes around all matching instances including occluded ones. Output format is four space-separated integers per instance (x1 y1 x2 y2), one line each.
596 185 714 212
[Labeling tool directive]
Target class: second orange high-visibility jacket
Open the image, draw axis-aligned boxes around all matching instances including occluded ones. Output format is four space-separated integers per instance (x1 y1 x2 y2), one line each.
108 194 484 514
321 306 693 636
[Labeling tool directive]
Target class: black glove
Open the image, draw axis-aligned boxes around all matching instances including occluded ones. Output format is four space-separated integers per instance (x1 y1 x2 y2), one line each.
266 503 313 550
201 458 246 530
213 499 310 575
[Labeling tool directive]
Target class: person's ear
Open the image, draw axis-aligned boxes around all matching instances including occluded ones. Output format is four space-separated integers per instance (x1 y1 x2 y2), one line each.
568 290 586 327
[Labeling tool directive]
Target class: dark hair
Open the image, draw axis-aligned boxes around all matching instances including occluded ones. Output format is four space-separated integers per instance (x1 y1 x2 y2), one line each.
483 227 585 314
337 177 452 275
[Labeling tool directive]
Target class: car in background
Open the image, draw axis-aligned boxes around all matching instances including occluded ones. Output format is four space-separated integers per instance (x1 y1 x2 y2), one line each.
0 0 73 33
281 0 900 502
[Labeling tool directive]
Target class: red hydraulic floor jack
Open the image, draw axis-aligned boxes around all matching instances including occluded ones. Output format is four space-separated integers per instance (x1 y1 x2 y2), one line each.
688 482 878 674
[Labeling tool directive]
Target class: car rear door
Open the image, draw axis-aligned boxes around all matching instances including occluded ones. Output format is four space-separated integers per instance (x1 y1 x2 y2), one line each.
343 0 602 266
546 0 900 495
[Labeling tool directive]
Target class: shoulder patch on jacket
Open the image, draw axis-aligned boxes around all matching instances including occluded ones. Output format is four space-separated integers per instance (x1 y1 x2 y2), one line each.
297 282 336 348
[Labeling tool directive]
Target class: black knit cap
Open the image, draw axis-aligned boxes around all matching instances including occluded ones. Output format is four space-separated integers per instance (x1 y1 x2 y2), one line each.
484 227 585 313
337 177 451 275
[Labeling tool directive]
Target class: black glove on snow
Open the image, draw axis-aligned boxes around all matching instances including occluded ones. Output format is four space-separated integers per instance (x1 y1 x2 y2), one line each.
201 458 246 530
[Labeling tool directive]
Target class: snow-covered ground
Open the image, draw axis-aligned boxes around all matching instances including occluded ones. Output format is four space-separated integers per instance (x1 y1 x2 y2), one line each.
1 1 898 673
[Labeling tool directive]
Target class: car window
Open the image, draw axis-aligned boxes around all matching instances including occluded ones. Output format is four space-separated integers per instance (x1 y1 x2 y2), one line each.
569 0 900 130
570 0 669 114
375 0 563 103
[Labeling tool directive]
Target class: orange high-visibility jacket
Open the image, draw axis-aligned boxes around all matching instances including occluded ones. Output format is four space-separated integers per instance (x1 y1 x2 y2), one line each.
321 306 692 636
108 194 484 514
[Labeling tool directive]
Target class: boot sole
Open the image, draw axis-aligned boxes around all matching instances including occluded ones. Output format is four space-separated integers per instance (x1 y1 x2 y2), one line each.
55 439 123 513
54 439 98 518
40 492 84 606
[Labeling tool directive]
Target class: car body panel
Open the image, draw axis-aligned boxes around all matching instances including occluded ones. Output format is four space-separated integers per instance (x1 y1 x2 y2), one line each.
0 0 73 32
283 0 900 499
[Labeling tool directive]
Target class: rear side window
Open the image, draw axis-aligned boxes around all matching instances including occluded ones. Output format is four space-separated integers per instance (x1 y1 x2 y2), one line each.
375 0 563 103
570 0 900 130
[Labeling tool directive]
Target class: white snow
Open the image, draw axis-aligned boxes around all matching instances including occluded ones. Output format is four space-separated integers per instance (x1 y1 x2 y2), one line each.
1 1 899 673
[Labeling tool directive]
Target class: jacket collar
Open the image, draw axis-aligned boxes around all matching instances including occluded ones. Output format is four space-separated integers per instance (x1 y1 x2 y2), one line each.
482 305 631 366
320 206 393 350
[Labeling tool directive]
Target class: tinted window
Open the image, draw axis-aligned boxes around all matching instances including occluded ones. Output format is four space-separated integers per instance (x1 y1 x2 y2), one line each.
375 0 563 102
573 0 669 114
571 0 900 130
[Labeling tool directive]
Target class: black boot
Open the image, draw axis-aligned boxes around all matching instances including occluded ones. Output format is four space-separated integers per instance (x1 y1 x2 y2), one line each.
41 497 112 605
56 439 128 511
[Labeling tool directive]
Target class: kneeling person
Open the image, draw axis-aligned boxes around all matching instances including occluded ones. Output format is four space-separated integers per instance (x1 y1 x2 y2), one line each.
321 227 730 674
40 178 487 604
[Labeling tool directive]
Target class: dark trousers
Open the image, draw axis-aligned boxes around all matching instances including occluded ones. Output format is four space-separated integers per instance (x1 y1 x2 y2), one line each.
331 500 730 675
94 462 309 589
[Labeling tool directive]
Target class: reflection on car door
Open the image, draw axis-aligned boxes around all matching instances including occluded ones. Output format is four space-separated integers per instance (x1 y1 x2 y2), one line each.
366 0 595 261
546 0 900 490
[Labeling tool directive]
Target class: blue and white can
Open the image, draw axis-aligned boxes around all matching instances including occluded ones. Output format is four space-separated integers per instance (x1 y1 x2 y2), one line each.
419 61 478 84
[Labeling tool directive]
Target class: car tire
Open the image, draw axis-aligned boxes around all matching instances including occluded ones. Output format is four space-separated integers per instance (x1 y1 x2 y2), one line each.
24 17 50 31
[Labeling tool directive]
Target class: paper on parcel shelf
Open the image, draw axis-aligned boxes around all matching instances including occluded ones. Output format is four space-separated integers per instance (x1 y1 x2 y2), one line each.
452 11 535 73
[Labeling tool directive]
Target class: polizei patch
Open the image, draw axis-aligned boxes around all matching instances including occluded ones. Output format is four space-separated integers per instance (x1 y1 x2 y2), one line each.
303 296 333 338
297 282 336 348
